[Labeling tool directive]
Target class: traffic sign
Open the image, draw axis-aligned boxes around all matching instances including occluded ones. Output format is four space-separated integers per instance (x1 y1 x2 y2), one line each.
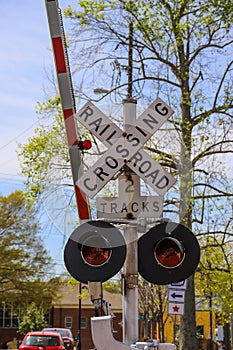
76 98 173 147
168 302 185 316
97 195 163 219
75 102 122 147
168 280 187 290
97 175 163 219
168 279 187 315
168 289 185 303
75 98 176 198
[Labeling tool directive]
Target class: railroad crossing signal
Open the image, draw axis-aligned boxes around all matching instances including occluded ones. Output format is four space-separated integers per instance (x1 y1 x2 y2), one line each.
64 220 200 285
75 98 176 198
138 222 200 285
64 220 127 284
64 99 200 286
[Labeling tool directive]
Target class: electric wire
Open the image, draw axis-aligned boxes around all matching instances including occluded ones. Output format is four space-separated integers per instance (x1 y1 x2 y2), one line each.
0 121 38 151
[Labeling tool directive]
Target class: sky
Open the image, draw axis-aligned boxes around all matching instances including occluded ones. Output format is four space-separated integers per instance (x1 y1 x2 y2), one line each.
0 0 78 275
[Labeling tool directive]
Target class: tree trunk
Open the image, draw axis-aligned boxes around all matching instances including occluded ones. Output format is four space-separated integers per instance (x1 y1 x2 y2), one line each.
179 275 198 349
178 71 198 349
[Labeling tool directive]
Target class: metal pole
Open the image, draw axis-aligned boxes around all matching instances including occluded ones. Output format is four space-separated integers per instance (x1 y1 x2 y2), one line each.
77 282 82 350
122 23 138 342
122 100 138 346
123 224 138 345
230 313 233 349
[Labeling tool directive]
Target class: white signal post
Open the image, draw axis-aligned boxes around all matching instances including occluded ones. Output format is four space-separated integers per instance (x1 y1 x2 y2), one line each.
75 97 176 346
122 99 138 346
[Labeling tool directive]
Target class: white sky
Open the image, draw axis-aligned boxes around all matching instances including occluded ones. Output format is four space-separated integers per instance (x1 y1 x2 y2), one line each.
0 0 78 275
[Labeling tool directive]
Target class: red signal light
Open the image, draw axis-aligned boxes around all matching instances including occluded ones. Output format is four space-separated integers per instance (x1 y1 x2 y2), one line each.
80 234 111 266
78 140 92 150
82 246 111 266
154 237 184 268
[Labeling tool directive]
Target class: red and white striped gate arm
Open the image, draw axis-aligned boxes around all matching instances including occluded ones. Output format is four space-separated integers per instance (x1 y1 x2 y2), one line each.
45 0 91 221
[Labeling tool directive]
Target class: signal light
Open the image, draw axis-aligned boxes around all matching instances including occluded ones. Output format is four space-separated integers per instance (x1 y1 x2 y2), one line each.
64 220 126 283
78 139 92 150
138 222 200 285
154 237 184 268
80 235 111 266
64 221 200 285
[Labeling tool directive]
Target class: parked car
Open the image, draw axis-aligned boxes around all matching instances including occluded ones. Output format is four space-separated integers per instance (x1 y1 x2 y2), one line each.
42 328 75 350
19 331 65 350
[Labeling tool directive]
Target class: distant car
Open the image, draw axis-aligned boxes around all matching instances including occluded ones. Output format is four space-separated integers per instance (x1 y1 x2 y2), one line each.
42 328 75 350
19 331 65 350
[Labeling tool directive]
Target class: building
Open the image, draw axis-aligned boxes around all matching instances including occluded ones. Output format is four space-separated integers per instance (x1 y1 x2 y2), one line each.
48 284 217 349
0 283 216 349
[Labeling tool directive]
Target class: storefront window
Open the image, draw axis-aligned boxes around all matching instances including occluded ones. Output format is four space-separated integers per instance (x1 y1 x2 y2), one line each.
0 303 19 328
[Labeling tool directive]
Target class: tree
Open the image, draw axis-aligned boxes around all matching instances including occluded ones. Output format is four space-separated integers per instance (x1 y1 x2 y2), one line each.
196 234 233 324
20 1 233 349
18 302 48 335
138 281 168 342
0 190 61 308
18 98 69 198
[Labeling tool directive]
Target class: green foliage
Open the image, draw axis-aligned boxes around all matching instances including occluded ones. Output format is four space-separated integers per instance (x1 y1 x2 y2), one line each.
18 302 48 335
103 279 121 293
18 96 93 199
196 235 233 323
18 97 68 198
208 0 233 24
0 190 60 307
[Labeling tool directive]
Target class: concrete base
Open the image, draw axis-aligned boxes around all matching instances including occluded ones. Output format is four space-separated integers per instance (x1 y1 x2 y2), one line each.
91 315 176 350
91 315 134 350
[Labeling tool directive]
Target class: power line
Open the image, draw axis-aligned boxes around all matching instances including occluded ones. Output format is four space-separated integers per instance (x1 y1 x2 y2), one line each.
0 121 38 152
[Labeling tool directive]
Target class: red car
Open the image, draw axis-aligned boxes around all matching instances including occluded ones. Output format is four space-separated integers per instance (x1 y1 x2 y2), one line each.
19 331 65 350
42 328 75 350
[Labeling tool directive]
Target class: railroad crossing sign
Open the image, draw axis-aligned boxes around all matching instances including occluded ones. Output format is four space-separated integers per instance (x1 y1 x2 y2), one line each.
97 174 163 219
75 98 176 198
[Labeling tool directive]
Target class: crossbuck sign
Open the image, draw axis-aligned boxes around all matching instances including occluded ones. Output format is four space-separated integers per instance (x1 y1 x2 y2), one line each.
75 98 176 198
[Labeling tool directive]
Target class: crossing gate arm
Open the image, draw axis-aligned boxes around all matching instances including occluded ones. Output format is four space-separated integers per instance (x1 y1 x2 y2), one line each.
45 0 91 221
